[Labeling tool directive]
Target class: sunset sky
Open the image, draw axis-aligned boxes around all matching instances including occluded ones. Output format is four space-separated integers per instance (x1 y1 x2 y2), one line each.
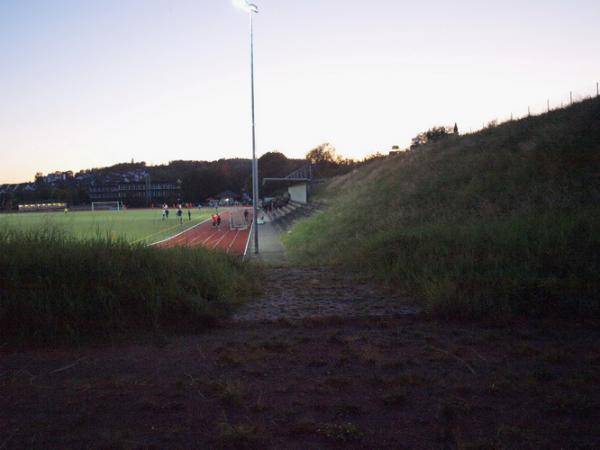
1 0 599 183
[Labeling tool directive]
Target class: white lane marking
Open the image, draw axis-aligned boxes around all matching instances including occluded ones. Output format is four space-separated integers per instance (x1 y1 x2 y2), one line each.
148 217 211 247
226 229 242 254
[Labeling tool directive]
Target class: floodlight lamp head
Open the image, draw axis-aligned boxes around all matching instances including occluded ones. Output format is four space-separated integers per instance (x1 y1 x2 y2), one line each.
233 0 258 13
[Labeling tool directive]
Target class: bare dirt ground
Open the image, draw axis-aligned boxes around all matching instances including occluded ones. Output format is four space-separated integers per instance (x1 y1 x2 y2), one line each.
232 267 419 321
1 267 599 449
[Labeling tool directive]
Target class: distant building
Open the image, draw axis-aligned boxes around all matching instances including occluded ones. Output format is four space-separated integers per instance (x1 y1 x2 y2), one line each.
389 145 405 156
0 183 37 194
262 164 312 204
45 171 67 183
18 202 66 212
34 170 74 184
87 181 180 205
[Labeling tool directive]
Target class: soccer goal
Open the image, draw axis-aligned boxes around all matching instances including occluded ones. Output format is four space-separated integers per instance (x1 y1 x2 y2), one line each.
91 201 122 211
229 208 249 230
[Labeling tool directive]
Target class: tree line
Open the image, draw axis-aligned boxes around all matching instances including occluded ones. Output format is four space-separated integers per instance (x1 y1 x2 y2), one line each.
1 144 394 209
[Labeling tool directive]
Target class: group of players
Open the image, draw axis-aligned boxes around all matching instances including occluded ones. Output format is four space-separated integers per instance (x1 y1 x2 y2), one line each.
160 204 250 230
210 209 249 230
211 212 222 229
161 203 192 224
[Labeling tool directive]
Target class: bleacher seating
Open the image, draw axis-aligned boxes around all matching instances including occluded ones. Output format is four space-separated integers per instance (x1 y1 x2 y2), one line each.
264 200 320 233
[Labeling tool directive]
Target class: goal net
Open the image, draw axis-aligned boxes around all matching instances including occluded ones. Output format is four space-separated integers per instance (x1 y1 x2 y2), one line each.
229 208 250 230
91 201 122 211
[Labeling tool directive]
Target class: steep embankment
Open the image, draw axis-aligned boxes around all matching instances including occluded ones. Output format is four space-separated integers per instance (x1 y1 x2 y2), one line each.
285 98 600 318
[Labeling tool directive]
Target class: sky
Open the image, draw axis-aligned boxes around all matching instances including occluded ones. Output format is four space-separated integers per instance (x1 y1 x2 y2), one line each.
1 0 599 183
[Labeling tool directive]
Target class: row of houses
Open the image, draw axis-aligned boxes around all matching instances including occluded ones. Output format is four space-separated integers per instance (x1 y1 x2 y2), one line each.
88 181 180 203
34 171 75 184
1 168 181 208
0 183 37 195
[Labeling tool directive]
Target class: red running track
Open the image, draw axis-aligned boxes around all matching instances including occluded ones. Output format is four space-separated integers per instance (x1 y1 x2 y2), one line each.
153 210 252 256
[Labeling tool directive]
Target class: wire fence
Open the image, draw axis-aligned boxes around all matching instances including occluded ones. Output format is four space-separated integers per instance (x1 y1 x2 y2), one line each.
466 81 600 134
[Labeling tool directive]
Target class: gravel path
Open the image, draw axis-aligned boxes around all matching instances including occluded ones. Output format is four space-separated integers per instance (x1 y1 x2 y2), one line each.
232 266 419 321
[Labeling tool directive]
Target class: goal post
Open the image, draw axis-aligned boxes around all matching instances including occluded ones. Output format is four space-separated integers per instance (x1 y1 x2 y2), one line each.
91 201 122 212
229 207 249 230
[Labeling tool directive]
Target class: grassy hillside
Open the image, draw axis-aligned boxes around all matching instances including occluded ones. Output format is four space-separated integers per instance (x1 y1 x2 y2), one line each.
285 98 600 318
0 227 260 344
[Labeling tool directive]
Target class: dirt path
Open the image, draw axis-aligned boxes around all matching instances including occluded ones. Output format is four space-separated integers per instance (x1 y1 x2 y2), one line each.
232 266 419 322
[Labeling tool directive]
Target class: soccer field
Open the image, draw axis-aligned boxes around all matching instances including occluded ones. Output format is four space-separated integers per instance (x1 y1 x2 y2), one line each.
0 208 212 244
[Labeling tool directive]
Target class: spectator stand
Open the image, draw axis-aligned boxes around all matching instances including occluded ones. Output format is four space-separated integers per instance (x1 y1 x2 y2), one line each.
262 165 320 232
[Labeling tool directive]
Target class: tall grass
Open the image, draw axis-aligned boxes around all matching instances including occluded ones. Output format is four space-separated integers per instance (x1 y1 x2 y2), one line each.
0 226 260 344
285 98 600 318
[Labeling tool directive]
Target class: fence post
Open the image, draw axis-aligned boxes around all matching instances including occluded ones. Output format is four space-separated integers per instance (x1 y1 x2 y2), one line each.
597 82 599 97
547 99 550 112
528 106 530 116
570 91 573 105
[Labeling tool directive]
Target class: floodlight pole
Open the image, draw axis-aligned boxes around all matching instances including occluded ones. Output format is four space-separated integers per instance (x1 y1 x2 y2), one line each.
248 3 259 254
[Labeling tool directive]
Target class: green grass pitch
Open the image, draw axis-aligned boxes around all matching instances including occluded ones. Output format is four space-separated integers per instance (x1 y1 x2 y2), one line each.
0 208 212 244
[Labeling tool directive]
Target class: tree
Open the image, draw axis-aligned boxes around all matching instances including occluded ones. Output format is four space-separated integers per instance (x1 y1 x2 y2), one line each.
305 143 356 178
306 143 340 165
180 159 253 203
258 152 291 197
410 126 452 149
0 191 14 210
182 167 224 202
258 151 289 179
363 152 386 163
